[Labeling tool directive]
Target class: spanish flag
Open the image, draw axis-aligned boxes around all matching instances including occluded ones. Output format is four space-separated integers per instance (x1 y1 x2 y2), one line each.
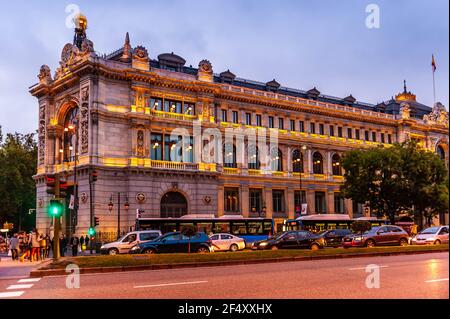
432 54 437 72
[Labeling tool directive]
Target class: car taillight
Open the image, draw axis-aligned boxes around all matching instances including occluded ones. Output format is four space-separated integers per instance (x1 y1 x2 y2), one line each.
207 238 212 244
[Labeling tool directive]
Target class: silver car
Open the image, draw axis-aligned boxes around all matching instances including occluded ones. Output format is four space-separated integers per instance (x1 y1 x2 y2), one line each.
411 226 449 245
209 233 246 252
100 230 162 255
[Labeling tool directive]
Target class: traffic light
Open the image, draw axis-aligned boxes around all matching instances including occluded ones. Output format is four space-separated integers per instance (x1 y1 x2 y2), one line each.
45 174 56 195
91 170 98 183
88 227 96 236
59 177 68 198
136 209 143 219
48 199 64 217
94 217 100 227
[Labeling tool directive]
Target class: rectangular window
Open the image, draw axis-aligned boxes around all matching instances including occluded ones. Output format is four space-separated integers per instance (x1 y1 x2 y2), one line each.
347 128 352 139
249 189 262 214
329 125 334 136
372 132 377 142
150 98 163 111
256 114 262 126
381 133 385 143
245 113 252 125
278 118 284 129
150 133 163 160
232 111 239 124
334 193 345 214
319 123 324 135
268 116 274 128
221 109 228 122
388 134 392 144
315 191 326 214
294 190 306 215
365 131 369 141
352 201 363 218
355 129 360 140
224 188 239 212
310 123 316 134
299 121 305 132
272 190 285 213
290 119 295 131
184 102 195 115
338 127 343 137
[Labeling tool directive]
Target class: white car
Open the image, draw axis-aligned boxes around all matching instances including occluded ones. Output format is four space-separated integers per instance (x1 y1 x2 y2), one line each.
209 233 246 252
100 230 162 255
411 226 449 245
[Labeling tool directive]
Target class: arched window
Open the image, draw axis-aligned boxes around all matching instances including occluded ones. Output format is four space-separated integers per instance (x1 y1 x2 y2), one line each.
271 148 283 171
332 154 342 176
437 145 446 161
160 192 188 218
248 145 260 170
312 151 323 174
62 107 78 162
292 149 303 173
223 143 237 168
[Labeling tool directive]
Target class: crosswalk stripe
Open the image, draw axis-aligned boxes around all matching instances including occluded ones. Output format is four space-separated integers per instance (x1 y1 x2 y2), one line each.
0 291 25 298
18 278 41 283
7 284 33 290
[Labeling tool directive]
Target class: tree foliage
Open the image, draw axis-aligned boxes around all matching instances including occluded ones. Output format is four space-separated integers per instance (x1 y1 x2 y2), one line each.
340 141 448 225
0 126 37 231
350 220 372 236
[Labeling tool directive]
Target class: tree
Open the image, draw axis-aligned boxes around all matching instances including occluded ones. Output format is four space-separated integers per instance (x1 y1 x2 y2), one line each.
350 220 372 238
340 141 448 225
181 225 198 253
0 126 37 232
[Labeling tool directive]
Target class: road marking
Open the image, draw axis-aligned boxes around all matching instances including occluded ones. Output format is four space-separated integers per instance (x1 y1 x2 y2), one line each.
7 284 34 290
134 280 208 289
425 278 448 283
348 266 388 270
0 291 25 298
18 278 41 283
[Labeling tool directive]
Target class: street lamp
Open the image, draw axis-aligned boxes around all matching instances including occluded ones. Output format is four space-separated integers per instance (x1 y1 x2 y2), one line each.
108 193 130 239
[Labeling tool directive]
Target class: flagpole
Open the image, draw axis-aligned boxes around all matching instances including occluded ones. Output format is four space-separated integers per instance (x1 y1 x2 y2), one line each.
432 54 437 106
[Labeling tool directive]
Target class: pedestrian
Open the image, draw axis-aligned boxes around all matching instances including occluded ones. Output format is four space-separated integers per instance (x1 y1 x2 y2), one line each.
39 234 47 260
85 235 90 251
10 234 19 261
45 234 52 258
29 229 41 262
60 234 67 257
80 235 85 252
71 235 79 257
19 232 30 262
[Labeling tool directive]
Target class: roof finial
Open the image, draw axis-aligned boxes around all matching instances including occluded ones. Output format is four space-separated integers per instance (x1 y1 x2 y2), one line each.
403 79 407 93
120 32 131 61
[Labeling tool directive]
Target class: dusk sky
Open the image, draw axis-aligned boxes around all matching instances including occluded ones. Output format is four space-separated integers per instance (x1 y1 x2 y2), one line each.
0 0 448 134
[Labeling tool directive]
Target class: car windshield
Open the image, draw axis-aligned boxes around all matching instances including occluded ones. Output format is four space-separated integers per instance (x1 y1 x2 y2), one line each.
420 227 440 234
269 232 288 240
317 230 328 236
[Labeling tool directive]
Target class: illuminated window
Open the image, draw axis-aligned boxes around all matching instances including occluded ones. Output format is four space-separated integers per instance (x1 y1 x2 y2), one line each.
292 149 303 173
248 145 260 169
225 188 239 212
151 133 163 160
270 147 283 171
312 152 323 174
249 189 262 213
63 107 78 162
223 143 237 168
332 154 342 176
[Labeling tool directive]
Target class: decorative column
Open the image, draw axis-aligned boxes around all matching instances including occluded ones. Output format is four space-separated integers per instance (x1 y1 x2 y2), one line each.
263 188 273 219
306 149 313 176
241 186 249 218
286 146 292 177
217 185 224 217
326 151 333 179
345 199 353 218
287 188 295 219
327 191 335 214
306 190 315 214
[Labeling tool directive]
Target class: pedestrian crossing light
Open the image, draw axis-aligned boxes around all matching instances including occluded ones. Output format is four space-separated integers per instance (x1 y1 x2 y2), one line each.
48 199 64 217
88 227 96 236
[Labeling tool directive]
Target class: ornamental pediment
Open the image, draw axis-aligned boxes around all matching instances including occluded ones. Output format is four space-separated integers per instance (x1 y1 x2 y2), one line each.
423 102 449 128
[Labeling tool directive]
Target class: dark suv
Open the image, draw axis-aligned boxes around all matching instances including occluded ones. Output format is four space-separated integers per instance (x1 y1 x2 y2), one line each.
342 225 409 248
252 230 326 250
318 229 353 247
129 232 212 254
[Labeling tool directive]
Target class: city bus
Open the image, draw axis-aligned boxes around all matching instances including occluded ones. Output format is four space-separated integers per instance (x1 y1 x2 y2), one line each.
284 214 389 233
136 215 274 245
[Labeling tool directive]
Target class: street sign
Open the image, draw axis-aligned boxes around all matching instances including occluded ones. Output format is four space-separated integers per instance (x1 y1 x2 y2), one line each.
301 204 308 215
69 195 75 209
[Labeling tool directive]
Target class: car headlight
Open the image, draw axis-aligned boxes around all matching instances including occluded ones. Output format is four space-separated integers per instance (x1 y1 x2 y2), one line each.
259 242 268 247
130 245 140 251
100 245 105 249
353 237 363 241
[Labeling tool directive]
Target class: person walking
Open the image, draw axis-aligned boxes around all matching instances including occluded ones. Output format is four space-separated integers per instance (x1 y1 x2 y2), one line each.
29 229 41 262
80 235 85 252
84 235 90 252
19 232 30 262
60 234 67 257
45 234 52 258
10 234 19 261
71 235 79 257
39 234 47 260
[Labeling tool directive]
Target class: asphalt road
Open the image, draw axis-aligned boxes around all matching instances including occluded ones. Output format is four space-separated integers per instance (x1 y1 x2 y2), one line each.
0 252 447 299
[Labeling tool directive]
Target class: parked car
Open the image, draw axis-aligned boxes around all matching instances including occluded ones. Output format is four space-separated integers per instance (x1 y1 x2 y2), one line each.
411 225 449 245
210 233 245 252
318 229 353 247
129 231 212 254
100 230 162 255
251 230 325 250
342 225 409 248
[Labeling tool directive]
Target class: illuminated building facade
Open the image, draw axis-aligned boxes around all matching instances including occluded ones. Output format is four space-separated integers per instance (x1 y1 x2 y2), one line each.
30 18 449 238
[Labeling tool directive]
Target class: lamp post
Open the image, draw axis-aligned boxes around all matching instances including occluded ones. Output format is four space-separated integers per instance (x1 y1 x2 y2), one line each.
108 193 130 239
296 145 307 217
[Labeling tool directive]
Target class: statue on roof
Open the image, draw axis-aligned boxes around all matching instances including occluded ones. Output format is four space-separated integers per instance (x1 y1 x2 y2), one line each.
423 102 449 127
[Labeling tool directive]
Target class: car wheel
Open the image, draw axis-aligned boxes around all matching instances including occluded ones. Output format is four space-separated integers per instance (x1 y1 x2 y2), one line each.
310 243 320 251
434 239 441 245
229 244 238 252
271 245 278 251
143 248 155 254
108 248 119 255
197 246 210 253
399 238 408 246
365 239 376 248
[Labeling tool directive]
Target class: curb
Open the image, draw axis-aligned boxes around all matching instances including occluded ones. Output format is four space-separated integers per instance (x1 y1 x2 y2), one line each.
29 248 448 278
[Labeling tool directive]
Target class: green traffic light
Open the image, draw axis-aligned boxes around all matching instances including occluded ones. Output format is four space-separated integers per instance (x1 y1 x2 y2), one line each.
48 199 63 217
88 227 96 236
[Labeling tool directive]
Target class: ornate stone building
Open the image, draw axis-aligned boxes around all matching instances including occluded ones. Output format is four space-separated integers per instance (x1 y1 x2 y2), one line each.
30 17 449 238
